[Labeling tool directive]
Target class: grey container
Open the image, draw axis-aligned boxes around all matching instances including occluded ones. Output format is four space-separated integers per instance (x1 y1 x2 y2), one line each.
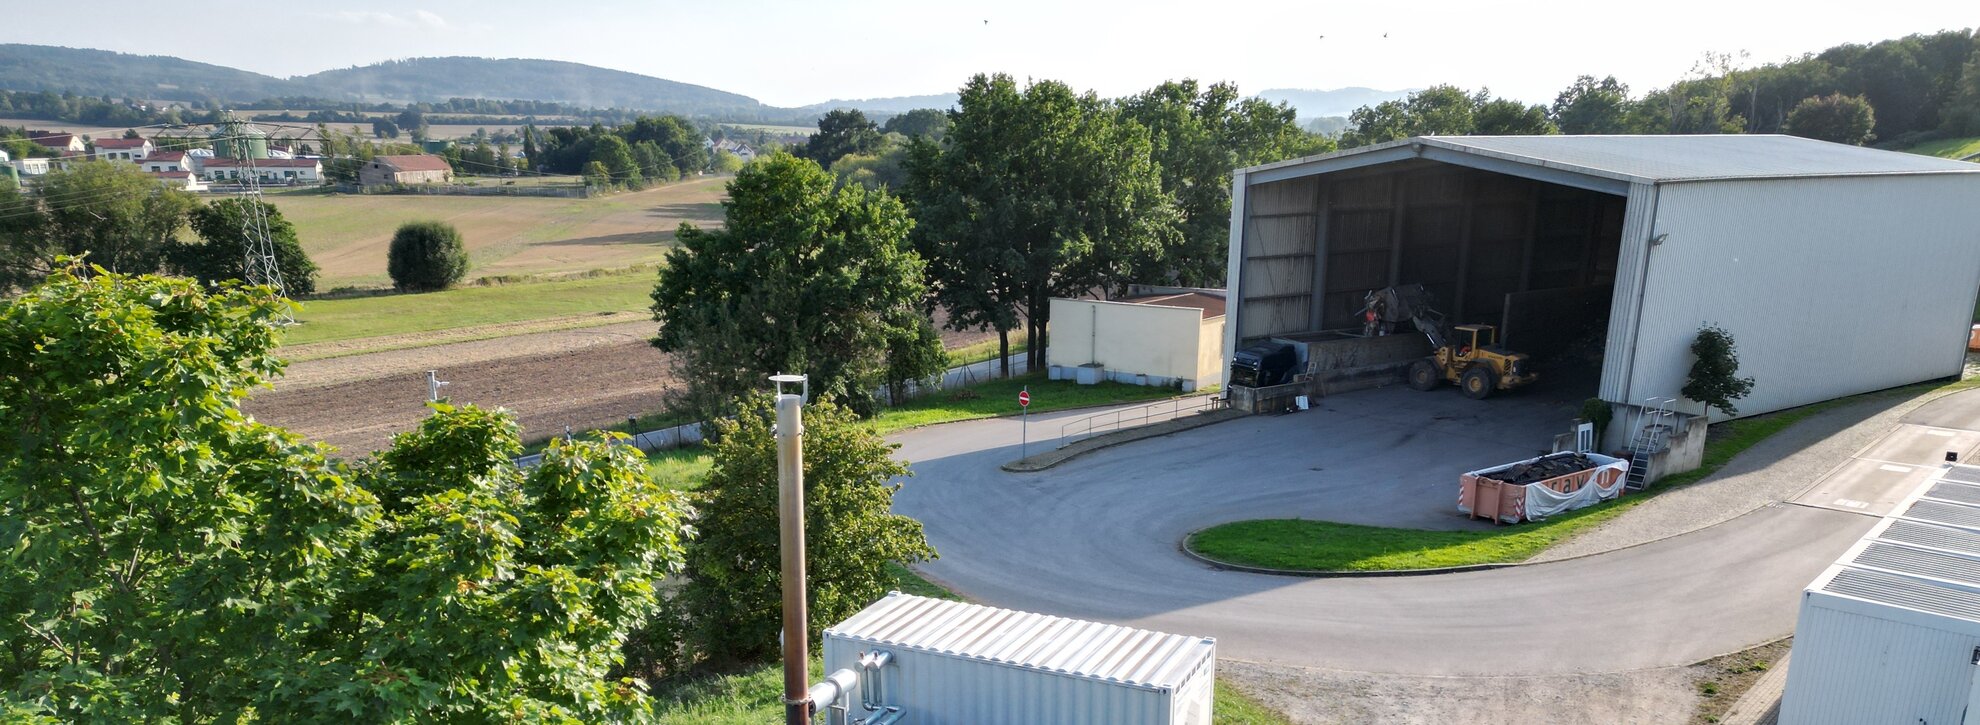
821 592 1216 725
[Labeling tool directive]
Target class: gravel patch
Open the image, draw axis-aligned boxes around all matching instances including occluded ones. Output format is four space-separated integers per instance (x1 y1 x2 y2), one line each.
1222 659 1698 724
1533 386 1952 563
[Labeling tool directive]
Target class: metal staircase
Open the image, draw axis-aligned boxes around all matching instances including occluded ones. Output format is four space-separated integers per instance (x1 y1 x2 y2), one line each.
1625 397 1677 491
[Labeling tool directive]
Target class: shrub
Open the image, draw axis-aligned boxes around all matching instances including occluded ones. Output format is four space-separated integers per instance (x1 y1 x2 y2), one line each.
1683 324 1755 416
675 394 935 664
387 220 469 291
1579 397 1613 441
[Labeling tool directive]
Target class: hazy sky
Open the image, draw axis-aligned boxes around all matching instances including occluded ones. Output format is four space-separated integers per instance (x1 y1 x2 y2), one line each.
6 1 1975 108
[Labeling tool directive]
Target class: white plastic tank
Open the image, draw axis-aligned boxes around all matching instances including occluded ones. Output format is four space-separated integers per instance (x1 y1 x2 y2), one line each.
821 593 1217 725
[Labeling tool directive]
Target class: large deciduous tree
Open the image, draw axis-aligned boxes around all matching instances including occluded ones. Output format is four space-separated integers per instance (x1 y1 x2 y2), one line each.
906 73 1174 374
1784 92 1878 145
0 264 691 721
1340 85 1557 147
1551 75 1636 134
1119 80 1330 287
650 151 942 416
166 197 320 295
797 109 883 168
0 161 197 287
678 395 934 662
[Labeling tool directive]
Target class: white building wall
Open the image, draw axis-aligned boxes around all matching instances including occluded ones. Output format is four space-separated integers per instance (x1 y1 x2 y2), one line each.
1048 298 1217 389
1780 592 1980 724
1625 175 1980 419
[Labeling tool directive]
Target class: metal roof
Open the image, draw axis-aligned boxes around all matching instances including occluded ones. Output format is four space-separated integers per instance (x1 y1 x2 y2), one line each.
1242 135 1980 191
1811 466 1980 624
824 593 1215 691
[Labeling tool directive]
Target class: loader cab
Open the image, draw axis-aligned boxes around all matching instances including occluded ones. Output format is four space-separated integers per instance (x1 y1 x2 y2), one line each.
1453 324 1497 359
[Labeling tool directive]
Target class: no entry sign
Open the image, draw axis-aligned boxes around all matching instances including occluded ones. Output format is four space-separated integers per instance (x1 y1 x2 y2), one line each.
1018 390 1030 407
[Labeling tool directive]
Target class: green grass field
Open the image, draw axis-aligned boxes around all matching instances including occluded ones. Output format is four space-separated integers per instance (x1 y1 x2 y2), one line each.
1906 136 1980 159
286 272 653 346
272 177 725 289
1187 377 1980 572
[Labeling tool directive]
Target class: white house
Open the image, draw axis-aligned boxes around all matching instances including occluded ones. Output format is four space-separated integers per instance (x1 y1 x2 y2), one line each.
141 151 189 173
203 157 323 185
28 132 84 153
12 156 52 177
92 137 152 162
150 170 208 192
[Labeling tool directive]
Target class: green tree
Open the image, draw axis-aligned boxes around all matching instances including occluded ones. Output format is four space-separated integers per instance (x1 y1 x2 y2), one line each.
386 220 469 291
633 140 679 183
0 265 693 720
1784 92 1877 145
679 395 934 662
372 117 400 139
1474 97 1558 135
1551 75 1636 134
582 159 612 188
880 108 951 140
589 134 642 188
1 161 197 285
650 151 941 416
829 135 911 191
166 197 320 295
798 108 883 167
711 149 744 174
1682 324 1755 416
907 74 1174 373
1119 80 1332 287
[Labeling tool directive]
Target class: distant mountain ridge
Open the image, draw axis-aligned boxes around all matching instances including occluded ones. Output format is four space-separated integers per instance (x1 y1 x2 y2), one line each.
1255 87 1417 119
0 44 774 118
799 94 959 114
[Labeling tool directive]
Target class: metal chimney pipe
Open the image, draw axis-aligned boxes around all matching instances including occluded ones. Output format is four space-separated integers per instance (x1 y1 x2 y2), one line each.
775 383 809 725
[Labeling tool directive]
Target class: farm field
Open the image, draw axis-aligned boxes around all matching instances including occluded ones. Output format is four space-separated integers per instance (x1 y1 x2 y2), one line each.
287 273 654 348
271 176 726 289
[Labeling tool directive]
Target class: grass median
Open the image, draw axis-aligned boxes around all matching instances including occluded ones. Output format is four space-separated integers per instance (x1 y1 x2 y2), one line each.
1187 377 1980 573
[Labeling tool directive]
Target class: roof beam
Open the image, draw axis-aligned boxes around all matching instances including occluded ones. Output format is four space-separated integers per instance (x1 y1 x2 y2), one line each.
1419 147 1631 196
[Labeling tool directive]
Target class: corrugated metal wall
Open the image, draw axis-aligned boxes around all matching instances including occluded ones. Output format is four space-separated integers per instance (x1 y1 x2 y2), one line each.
1624 175 1980 418
822 636 1186 725
1237 176 1321 339
1780 594 1980 724
1600 183 1659 404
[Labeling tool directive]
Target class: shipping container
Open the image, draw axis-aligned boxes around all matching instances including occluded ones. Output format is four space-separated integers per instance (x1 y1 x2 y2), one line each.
1780 466 1980 723
1458 451 1628 523
820 593 1217 725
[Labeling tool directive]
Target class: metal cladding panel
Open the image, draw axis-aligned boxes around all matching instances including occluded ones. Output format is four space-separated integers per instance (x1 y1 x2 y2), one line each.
1626 175 1980 419
1926 480 1980 506
1599 183 1658 404
1780 595 1980 725
822 594 1216 725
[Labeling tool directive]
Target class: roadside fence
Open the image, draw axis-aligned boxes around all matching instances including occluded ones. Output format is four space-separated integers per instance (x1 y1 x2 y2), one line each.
1058 394 1227 447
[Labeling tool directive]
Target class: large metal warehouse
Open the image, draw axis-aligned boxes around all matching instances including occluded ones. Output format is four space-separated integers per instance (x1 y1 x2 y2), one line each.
1222 134 1980 441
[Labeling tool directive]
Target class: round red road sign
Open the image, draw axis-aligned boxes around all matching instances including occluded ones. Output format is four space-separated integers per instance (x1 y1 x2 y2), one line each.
1018 390 1030 407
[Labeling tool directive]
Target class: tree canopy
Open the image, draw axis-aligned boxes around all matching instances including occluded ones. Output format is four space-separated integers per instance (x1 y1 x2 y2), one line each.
0 161 198 292
796 109 883 168
1785 92 1878 145
906 73 1175 373
167 197 320 296
0 264 691 720
650 151 942 416
1341 85 1557 147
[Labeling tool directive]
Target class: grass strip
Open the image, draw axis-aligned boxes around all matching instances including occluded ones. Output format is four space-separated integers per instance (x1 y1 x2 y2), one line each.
1187 377 1980 573
286 272 654 345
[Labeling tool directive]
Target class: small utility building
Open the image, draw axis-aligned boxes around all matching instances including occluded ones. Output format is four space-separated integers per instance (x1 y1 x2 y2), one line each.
1224 135 1980 434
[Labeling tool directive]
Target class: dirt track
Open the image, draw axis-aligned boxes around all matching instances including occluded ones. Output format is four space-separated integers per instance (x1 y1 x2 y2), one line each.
247 315 1000 456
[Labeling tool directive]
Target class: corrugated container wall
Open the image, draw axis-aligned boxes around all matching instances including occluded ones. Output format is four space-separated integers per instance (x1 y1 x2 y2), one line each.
821 593 1217 725
1624 175 1980 419
1780 592 1980 724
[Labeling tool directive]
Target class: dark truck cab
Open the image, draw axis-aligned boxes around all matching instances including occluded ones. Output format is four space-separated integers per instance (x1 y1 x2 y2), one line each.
1229 341 1297 388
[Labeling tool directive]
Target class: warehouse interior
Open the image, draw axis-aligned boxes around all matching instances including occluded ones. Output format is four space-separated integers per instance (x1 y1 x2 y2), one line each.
1234 159 1624 387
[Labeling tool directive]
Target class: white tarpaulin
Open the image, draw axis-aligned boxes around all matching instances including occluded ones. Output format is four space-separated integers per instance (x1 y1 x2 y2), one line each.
1519 458 1629 520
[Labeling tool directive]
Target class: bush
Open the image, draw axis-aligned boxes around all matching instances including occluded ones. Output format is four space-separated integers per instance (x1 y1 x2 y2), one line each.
674 394 935 664
387 220 469 291
1683 324 1755 416
167 197 320 295
0 264 692 720
1579 397 1613 441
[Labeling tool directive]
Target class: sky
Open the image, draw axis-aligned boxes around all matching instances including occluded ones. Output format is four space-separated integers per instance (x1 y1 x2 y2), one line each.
4 0 1975 108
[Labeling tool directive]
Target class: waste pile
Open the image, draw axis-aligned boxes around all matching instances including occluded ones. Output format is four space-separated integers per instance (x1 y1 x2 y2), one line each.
1484 452 1596 485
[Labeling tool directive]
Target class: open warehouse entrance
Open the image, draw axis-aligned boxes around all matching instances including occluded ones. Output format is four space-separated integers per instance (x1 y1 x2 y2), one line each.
1224 135 1980 477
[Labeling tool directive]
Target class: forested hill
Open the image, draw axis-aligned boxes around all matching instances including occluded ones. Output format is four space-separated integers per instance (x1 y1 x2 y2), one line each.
0 46 769 118
0 45 291 101
296 57 764 116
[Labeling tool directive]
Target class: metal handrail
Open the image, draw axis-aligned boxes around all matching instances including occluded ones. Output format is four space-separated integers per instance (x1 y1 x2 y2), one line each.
1058 394 1226 446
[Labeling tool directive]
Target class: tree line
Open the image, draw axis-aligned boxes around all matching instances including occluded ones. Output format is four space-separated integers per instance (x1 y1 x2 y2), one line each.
1339 28 1980 148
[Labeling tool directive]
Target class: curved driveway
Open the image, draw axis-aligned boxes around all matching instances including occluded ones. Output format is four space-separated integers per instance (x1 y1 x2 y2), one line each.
884 388 1976 676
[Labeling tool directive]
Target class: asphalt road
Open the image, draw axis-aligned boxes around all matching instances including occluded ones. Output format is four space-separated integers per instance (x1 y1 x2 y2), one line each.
886 384 1973 677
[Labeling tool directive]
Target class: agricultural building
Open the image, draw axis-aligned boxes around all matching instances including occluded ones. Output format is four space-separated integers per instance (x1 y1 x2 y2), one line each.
1223 135 1980 449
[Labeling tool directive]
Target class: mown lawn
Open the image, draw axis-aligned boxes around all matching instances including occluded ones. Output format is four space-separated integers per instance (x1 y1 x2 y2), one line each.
1906 135 1980 159
872 372 1182 435
1187 377 1980 572
285 272 653 345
